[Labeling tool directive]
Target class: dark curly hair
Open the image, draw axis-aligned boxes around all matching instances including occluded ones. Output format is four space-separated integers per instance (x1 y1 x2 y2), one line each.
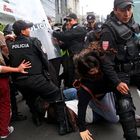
73 41 116 78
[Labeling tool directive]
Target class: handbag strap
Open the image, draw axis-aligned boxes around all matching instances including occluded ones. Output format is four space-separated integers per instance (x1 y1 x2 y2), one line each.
78 81 109 111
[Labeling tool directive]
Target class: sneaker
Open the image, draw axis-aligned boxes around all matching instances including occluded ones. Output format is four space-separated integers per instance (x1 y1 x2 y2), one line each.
0 126 14 139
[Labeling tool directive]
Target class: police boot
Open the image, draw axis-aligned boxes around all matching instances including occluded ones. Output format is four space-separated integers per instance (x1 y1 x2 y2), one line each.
58 121 67 135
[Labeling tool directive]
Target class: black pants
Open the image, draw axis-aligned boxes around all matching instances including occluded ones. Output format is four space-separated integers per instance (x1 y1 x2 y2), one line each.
14 74 66 123
9 82 18 116
114 71 140 140
49 58 61 87
64 56 75 88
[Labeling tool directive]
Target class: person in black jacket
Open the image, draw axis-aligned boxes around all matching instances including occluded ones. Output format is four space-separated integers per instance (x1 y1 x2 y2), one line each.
85 21 103 47
86 14 96 32
8 20 71 135
74 41 140 140
53 13 87 87
74 42 118 140
100 0 140 139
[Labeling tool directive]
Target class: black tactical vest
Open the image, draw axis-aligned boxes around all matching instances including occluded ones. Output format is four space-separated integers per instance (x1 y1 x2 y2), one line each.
8 36 43 78
104 19 140 62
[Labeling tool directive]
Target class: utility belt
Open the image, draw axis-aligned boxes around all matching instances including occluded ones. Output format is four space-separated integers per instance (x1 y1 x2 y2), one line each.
115 60 140 73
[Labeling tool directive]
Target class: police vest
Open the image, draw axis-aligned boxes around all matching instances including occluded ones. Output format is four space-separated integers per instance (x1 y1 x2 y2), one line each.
103 19 140 62
8 36 43 78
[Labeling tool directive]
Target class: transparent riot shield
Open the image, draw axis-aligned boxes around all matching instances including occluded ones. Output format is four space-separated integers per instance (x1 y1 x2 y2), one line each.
133 0 140 24
12 0 61 60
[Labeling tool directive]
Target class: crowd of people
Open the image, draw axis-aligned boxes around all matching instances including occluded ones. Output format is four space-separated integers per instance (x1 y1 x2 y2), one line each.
0 0 140 140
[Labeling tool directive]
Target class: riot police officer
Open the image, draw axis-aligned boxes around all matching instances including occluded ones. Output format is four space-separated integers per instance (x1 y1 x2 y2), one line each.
100 0 140 139
8 20 70 135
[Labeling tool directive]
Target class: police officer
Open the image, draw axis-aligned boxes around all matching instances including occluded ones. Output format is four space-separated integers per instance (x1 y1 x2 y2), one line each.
8 20 70 135
86 14 96 32
100 0 140 139
85 21 103 47
53 13 87 87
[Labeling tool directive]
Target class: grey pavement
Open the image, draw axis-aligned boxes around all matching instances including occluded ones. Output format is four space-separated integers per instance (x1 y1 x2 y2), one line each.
6 87 140 140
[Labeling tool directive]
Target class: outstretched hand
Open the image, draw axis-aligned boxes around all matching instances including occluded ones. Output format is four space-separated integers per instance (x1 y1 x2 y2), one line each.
80 130 94 140
17 60 31 73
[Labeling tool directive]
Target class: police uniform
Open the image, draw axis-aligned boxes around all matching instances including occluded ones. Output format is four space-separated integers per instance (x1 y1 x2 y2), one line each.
8 20 69 135
85 22 103 47
100 3 140 140
86 14 96 32
53 21 87 87
53 23 87 56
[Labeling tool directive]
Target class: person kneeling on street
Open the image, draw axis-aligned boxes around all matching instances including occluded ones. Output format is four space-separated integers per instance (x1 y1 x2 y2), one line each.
73 42 140 140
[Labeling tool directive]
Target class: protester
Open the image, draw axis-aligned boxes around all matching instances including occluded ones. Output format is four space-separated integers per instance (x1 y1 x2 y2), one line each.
73 42 116 140
3 24 27 122
0 31 31 139
73 41 140 140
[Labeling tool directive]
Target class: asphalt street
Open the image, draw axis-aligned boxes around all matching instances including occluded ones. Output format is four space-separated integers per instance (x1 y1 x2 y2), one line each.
6 87 140 140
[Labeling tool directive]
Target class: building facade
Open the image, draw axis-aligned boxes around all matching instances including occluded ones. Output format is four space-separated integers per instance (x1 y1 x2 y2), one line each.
0 0 15 30
0 0 80 31
55 0 80 23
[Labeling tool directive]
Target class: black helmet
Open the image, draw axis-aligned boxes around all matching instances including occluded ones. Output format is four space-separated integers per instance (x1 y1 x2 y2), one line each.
94 22 103 33
86 14 95 22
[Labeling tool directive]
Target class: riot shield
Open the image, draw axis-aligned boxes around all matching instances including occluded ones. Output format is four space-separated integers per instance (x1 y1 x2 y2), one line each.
12 0 61 60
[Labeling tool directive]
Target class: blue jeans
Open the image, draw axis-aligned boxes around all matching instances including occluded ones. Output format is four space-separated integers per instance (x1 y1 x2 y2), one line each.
89 92 119 123
63 88 77 101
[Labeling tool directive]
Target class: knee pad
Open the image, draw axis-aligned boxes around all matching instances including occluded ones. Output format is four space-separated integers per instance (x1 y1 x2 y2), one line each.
117 98 134 114
117 98 137 139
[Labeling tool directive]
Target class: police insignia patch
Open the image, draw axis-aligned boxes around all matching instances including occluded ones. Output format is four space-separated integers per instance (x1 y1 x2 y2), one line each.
102 41 109 50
